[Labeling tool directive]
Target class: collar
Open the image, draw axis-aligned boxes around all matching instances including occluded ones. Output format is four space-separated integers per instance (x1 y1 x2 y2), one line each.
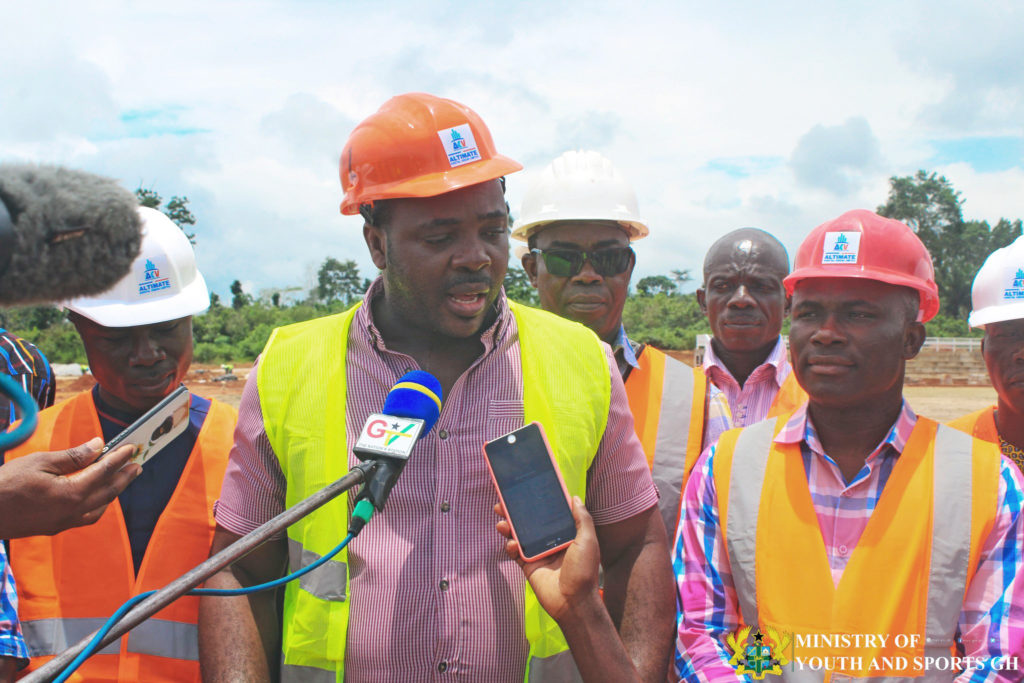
703 335 788 386
775 399 918 459
613 325 641 370
359 276 512 356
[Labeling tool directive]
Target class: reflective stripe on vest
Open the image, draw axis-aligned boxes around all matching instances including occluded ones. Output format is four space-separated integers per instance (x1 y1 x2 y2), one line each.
625 347 697 537
721 416 991 682
526 650 584 683
281 663 337 683
287 538 347 602
22 615 200 662
260 301 609 682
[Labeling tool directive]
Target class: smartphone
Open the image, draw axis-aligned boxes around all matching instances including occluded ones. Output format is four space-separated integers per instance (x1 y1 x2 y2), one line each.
483 422 577 562
100 385 191 466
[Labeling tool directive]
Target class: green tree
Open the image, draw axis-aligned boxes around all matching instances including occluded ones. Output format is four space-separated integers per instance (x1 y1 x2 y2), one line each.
135 187 197 244
502 265 539 305
230 280 252 310
636 275 678 297
878 170 1020 319
316 258 364 305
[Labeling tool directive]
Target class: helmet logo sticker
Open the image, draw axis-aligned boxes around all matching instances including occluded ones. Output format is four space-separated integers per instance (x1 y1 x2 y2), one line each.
139 258 171 295
437 124 481 167
822 231 861 264
1005 268 1024 301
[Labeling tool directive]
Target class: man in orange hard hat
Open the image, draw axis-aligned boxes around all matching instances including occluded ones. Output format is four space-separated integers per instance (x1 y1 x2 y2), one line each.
674 210 1023 680
949 235 1024 472
512 150 731 540
201 94 675 682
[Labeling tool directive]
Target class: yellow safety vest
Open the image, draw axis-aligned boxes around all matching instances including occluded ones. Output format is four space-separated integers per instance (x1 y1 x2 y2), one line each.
713 413 1000 681
258 301 610 682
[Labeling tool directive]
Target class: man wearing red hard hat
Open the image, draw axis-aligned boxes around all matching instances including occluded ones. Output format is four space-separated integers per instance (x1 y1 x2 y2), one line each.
201 94 674 682
674 210 1023 680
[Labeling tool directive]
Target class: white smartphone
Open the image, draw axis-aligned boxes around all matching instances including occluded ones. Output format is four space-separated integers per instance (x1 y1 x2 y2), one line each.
100 386 191 466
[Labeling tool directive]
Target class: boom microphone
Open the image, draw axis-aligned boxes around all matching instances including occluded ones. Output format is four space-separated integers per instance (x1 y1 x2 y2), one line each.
353 370 443 512
0 163 143 306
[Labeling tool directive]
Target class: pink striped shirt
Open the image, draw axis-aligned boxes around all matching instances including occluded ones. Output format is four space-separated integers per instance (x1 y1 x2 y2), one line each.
702 335 791 427
215 282 658 681
674 402 1024 682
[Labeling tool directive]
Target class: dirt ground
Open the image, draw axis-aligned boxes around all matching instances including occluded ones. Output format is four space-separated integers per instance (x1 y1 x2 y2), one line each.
54 363 996 422
54 364 251 409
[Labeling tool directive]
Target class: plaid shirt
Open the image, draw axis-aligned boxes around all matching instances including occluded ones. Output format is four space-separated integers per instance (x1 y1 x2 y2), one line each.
674 401 1024 682
703 336 790 428
0 329 55 432
0 544 28 668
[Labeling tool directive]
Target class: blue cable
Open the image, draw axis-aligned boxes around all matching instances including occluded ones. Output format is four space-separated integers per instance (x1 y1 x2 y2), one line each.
54 532 355 683
0 373 38 451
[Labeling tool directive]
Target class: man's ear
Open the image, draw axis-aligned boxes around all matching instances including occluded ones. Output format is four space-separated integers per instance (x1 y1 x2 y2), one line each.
363 223 387 271
522 251 540 287
903 321 927 360
696 288 708 315
784 293 792 318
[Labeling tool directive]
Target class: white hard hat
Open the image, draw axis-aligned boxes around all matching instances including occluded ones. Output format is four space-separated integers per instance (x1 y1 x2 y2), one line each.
968 234 1024 328
66 206 210 327
511 150 649 242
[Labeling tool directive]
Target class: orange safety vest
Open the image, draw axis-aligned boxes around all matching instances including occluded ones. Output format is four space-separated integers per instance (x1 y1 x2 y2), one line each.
5 391 237 682
624 345 706 537
713 413 1000 681
948 406 998 443
625 348 808 537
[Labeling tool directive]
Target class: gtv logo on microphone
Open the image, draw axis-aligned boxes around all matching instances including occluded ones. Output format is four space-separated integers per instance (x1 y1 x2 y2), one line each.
354 414 425 460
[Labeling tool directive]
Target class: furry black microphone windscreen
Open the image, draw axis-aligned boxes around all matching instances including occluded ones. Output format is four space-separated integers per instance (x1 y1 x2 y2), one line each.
0 164 143 306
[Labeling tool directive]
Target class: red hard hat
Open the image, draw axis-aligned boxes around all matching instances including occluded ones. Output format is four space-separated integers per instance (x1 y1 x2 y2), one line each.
783 209 940 322
339 92 523 215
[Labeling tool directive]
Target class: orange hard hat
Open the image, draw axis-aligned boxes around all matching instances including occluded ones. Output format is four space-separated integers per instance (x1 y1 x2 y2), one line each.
339 92 523 215
783 209 940 322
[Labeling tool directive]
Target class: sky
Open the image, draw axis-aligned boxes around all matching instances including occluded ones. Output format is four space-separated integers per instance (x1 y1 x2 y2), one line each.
3 0 1023 300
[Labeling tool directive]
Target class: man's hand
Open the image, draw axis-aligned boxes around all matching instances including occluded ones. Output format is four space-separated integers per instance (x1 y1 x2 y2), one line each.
0 438 141 538
495 496 601 622
495 497 641 682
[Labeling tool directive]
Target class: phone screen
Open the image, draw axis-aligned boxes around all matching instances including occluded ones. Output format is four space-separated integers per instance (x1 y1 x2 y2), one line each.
101 385 191 466
484 423 576 560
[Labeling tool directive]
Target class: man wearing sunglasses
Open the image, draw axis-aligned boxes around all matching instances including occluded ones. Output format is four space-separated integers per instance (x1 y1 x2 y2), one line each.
514 150 731 538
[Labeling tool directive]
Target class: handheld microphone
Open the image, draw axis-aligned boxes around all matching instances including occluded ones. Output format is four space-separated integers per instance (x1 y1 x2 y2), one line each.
353 370 443 512
0 163 143 306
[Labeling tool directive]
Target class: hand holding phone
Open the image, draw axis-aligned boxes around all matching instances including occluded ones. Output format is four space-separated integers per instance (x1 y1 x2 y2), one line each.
100 386 191 467
483 422 577 562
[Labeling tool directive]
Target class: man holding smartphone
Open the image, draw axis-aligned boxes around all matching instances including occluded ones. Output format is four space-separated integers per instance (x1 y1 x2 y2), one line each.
5 207 238 681
201 94 675 682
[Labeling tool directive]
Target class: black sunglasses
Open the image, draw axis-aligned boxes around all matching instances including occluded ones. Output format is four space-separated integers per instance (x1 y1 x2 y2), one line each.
530 247 634 278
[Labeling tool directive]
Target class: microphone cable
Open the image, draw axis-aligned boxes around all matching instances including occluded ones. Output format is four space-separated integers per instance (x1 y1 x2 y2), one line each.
54 499 377 683
0 373 39 452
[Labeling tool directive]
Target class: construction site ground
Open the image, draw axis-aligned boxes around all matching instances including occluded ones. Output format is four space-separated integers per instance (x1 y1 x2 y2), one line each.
54 362 997 424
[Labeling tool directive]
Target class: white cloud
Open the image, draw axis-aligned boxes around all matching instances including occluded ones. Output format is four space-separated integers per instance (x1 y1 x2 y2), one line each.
0 0 1020 297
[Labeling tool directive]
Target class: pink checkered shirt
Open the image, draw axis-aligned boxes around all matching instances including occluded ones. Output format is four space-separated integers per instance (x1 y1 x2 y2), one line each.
702 336 791 428
215 281 658 681
674 402 1024 682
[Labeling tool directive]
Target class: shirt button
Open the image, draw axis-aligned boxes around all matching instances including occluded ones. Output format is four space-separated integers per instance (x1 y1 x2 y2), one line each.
440 501 450 512
437 661 448 673
438 429 449 440
439 578 449 591
837 545 849 556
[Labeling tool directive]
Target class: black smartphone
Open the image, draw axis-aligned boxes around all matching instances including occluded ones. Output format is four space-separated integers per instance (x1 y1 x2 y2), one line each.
483 422 577 562
100 385 190 466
